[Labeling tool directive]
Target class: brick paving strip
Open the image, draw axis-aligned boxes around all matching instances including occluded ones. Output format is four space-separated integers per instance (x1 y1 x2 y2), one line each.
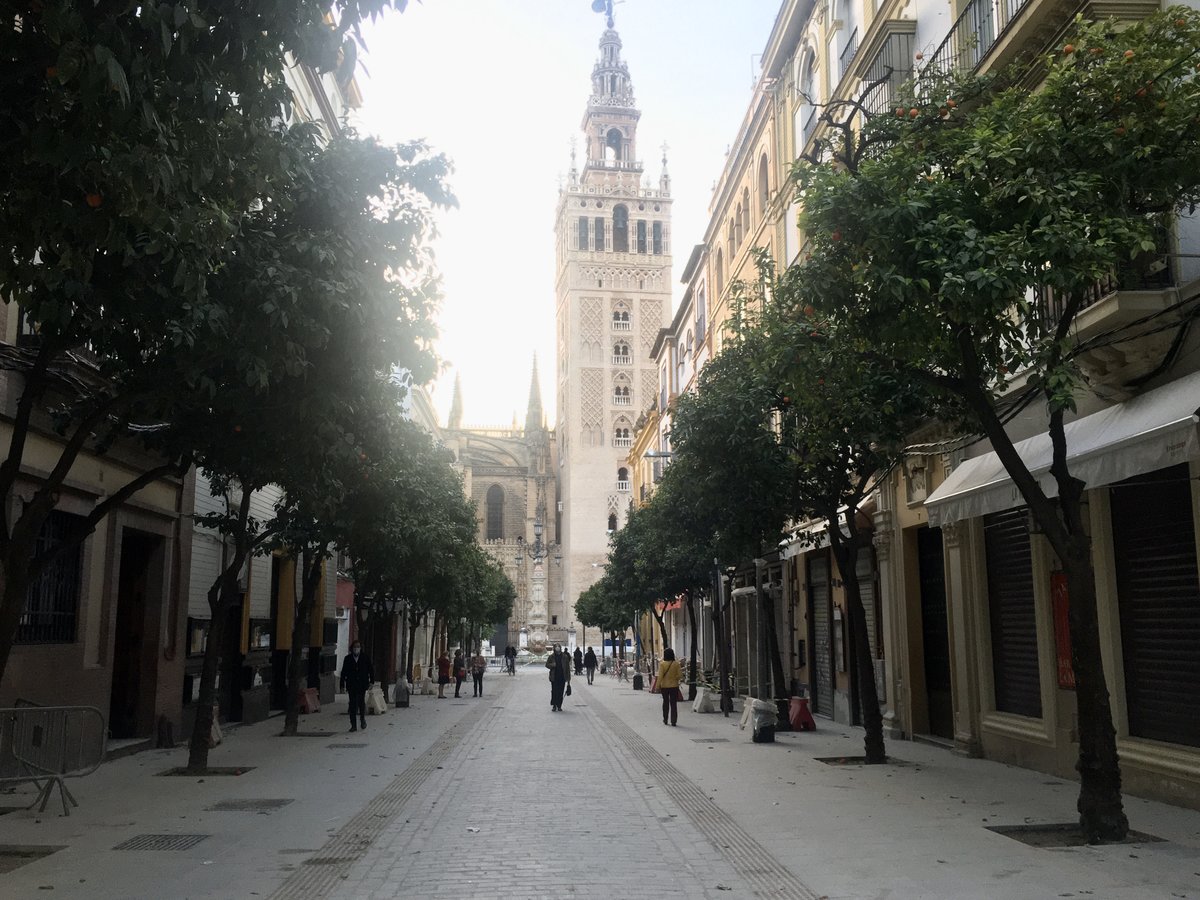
586 697 823 900
266 698 500 900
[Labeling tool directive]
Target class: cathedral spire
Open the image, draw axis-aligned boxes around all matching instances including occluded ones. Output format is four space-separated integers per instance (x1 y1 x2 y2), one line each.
525 355 544 434
448 373 463 430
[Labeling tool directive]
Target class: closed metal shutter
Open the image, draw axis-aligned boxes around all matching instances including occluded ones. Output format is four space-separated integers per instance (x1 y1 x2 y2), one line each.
1111 464 1200 748
984 507 1042 718
808 555 833 717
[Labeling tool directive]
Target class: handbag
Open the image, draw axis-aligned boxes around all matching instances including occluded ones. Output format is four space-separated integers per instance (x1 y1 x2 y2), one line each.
566 683 572 696
673 686 685 702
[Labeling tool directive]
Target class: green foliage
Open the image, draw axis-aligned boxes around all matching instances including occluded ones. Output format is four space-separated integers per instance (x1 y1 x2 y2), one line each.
794 8 1200 419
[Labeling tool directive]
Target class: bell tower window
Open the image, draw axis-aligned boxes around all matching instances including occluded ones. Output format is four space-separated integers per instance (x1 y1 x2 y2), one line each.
605 128 623 162
636 220 647 254
595 217 605 252
578 216 589 251
652 222 663 255
613 205 629 253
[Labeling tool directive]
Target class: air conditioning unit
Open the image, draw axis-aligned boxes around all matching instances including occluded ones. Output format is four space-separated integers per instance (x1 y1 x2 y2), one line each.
334 607 349 621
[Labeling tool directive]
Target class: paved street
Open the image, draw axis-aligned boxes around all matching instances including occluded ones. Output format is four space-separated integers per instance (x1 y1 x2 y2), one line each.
2 669 1199 899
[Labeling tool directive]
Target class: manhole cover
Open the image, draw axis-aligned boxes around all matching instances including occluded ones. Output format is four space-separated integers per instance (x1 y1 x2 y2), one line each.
207 799 294 812
114 834 210 851
0 845 64 875
326 743 368 749
691 738 729 743
986 823 1164 848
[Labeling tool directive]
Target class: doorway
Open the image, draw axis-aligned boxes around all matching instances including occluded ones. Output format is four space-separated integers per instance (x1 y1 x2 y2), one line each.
109 531 162 740
917 526 953 739
807 554 834 717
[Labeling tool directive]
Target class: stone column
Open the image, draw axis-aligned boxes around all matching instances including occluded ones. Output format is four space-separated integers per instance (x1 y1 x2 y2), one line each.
942 519 983 757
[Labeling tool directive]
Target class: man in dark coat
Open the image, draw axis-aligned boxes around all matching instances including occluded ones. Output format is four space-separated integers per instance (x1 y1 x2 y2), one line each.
546 645 569 711
339 640 374 732
584 646 598 684
573 646 584 676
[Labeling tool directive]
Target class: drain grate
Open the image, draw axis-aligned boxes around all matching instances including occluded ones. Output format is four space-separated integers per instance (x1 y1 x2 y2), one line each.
326 743 368 749
208 799 294 812
0 845 64 875
114 834 210 852
303 856 360 866
691 738 729 743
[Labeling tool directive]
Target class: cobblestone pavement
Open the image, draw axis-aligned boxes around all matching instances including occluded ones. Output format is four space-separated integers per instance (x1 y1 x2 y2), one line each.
2 665 1200 899
286 672 814 900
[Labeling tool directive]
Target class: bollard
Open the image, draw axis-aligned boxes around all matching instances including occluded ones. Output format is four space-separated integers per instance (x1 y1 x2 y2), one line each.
394 679 409 708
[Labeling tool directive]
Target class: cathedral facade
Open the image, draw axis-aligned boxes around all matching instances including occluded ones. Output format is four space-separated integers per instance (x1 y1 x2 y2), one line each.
435 367 565 652
555 25 673 644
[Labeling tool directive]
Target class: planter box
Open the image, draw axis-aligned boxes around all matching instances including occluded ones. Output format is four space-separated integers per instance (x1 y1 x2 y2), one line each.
318 672 336 705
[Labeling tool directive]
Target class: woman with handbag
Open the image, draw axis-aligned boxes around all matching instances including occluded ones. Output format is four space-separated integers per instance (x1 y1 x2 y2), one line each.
657 648 683 726
546 645 569 711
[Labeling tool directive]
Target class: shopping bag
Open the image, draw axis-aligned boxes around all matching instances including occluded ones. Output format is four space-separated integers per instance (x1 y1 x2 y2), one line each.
365 684 387 715
566 683 572 696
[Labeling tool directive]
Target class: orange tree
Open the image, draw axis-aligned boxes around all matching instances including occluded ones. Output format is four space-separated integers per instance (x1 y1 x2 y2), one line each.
788 8 1200 838
0 0 417 684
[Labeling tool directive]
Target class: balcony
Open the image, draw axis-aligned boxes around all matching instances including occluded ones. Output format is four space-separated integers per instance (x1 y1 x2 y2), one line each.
613 395 631 406
860 28 916 117
613 437 632 448
585 158 643 173
612 355 631 367
800 107 819 150
617 480 630 492
925 0 1028 75
612 320 632 331
839 28 860 79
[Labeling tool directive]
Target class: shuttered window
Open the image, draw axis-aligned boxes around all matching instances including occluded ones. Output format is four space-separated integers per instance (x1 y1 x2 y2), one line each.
984 507 1042 718
1111 464 1200 748
808 555 833 716
856 546 880 658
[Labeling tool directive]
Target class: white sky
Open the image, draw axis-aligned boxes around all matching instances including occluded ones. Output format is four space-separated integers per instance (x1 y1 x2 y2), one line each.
357 1 782 428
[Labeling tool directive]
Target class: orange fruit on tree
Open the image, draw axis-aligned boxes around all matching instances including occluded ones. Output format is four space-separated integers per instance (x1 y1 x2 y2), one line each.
946 98 956 108
85 192 102 208
1124 49 1134 59
1063 44 1075 54
909 107 919 118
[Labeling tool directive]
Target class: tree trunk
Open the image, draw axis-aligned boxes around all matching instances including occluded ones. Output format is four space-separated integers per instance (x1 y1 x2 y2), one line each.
757 581 791 730
960 366 1127 840
686 588 699 701
407 616 420 684
428 610 441 673
0 502 54 681
187 490 255 772
651 605 669 649
283 548 325 737
831 531 886 764
713 572 733 716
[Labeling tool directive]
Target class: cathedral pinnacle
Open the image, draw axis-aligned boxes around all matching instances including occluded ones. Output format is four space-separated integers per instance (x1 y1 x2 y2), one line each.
448 372 463 430
525 355 544 434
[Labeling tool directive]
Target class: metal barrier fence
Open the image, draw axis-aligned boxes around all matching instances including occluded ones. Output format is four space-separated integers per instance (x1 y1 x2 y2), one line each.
0 705 107 815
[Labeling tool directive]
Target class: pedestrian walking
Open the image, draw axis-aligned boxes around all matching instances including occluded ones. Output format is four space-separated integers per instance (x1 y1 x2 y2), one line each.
573 646 584 675
505 644 517 675
472 650 487 697
436 649 451 699
584 646 598 685
453 649 466 698
339 640 373 732
546 645 569 711
657 648 683 726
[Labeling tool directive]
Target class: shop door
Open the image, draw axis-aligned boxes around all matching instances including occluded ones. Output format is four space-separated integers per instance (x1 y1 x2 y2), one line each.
807 555 834 717
917 526 954 739
1111 464 1200 748
110 532 159 740
984 507 1041 718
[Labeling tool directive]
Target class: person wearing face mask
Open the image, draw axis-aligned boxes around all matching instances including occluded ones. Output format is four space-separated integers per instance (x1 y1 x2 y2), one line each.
339 640 374 732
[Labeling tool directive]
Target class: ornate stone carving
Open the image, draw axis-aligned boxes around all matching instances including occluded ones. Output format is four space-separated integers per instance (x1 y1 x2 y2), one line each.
581 368 603 435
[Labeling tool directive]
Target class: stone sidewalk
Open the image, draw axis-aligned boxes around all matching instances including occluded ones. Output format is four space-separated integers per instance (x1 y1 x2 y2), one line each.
0 666 1198 899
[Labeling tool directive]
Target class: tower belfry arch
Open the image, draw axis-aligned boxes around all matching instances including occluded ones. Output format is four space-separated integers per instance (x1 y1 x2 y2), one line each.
555 20 673 649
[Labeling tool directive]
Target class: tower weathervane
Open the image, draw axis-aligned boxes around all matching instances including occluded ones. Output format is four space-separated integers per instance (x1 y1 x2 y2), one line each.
590 0 615 28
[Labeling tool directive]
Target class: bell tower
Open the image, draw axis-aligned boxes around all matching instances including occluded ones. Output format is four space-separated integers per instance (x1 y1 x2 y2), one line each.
554 20 673 648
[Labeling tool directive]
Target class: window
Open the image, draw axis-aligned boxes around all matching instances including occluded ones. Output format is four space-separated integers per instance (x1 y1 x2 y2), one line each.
715 249 724 292
613 204 629 253
18 510 84 644
612 342 630 365
612 306 631 330
686 329 694 355
485 484 505 540
728 219 736 252
594 217 605 251
578 216 589 251
607 513 618 532
652 221 663 255
636 220 647 253
606 127 622 161
695 285 707 342
758 154 769 215
742 188 750 236
617 467 629 491
613 377 631 405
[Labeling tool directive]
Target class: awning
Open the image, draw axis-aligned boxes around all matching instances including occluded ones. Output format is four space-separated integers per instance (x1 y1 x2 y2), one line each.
925 370 1200 527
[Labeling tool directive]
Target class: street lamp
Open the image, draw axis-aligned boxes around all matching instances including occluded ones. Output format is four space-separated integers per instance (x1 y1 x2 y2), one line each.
515 516 561 566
